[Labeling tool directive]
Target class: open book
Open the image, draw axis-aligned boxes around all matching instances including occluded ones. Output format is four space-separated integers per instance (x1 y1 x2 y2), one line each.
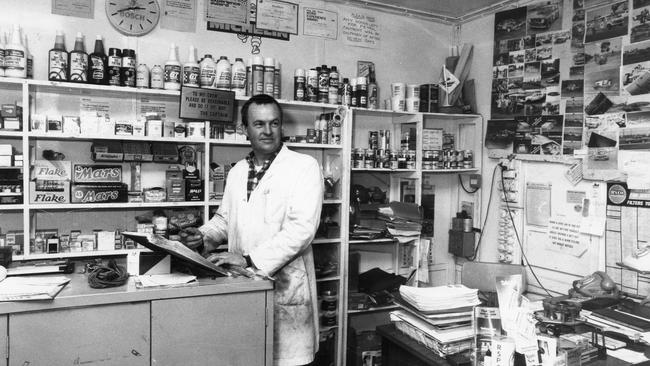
0 275 70 301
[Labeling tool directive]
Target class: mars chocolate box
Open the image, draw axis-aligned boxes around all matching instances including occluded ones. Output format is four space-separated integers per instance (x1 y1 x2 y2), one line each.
73 164 122 183
71 183 128 203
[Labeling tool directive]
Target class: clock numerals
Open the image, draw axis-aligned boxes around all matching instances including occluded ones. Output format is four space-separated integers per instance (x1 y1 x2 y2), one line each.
107 0 159 36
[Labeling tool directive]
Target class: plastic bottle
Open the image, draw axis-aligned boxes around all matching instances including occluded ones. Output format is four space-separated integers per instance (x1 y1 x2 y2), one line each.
182 45 200 87
215 56 231 90
251 56 264 95
263 57 275 95
329 66 339 89
273 59 281 99
48 30 68 81
350 78 357 107
136 64 149 88
150 64 164 89
23 34 32 79
68 32 88 82
357 76 368 108
107 48 121 86
89 35 108 85
199 54 216 89
164 43 181 91
120 48 136 87
231 57 246 96
294 68 305 101
0 32 5 77
341 78 352 106
4 25 26 78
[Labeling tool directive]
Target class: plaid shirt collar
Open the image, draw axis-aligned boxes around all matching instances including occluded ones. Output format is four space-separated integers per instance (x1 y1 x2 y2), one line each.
245 144 283 201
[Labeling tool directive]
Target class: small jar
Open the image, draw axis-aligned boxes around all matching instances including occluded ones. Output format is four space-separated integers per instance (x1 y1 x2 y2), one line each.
321 310 337 326
364 149 375 169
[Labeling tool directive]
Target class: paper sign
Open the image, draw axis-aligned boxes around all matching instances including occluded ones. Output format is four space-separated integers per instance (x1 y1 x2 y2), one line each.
564 159 583 185
547 216 588 257
161 0 197 32
341 11 380 49
205 0 248 25
179 87 235 123
256 0 299 34
52 0 94 19
525 182 551 227
303 7 337 39
567 190 586 204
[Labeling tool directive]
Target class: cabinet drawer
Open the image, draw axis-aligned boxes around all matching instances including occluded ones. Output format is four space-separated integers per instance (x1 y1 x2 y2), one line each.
9 303 149 366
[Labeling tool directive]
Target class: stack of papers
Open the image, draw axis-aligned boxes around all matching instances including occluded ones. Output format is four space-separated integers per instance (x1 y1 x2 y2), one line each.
0 275 70 301
399 284 480 312
378 202 423 243
135 273 198 288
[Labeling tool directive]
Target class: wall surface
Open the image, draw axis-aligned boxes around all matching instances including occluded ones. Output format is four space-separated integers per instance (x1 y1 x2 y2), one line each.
1 0 452 102
460 4 607 295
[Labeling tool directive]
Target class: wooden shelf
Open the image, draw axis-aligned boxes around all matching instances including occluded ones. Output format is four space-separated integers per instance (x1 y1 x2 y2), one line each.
0 204 24 210
29 133 204 144
0 131 23 137
351 168 416 173
347 304 399 314
29 79 181 97
422 168 479 173
349 238 395 244
29 201 205 210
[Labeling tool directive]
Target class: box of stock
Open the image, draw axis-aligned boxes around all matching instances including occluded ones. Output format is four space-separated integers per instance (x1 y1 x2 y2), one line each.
0 103 22 131
30 160 72 204
419 84 439 113
71 164 127 203
0 144 22 167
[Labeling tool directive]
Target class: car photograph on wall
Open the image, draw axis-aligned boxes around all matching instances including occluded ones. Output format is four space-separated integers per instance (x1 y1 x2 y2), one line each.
529 4 560 30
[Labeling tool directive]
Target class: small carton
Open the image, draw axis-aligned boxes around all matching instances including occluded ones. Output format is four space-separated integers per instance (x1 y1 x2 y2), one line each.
31 160 72 181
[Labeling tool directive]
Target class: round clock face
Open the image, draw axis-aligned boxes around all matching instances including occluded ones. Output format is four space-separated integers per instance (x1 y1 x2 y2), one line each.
106 0 160 37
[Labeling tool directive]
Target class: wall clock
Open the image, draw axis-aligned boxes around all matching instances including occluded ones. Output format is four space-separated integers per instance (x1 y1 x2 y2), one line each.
106 0 160 37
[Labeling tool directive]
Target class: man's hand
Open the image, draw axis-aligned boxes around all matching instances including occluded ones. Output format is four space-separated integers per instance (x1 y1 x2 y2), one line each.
205 252 247 268
179 227 203 250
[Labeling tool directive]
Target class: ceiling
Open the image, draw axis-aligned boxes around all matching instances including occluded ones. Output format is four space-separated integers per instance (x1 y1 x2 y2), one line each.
339 0 519 23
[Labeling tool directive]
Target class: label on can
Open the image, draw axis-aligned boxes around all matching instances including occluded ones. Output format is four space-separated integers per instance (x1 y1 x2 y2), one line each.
183 66 200 86
49 50 68 80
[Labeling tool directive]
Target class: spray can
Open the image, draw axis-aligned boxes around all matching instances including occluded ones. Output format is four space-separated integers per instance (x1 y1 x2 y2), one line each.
136 64 149 88
182 45 200 87
48 31 68 81
357 76 368 108
341 78 352 106
294 68 305 101
0 32 5 77
107 48 121 86
307 68 318 102
164 43 181 90
350 78 357 107
5 25 26 78
263 57 275 95
215 56 232 90
120 49 136 87
273 59 281 99
246 58 253 96
252 56 264 95
23 33 32 79
150 64 164 89
231 57 246 96
368 70 378 110
318 65 329 103
199 54 216 89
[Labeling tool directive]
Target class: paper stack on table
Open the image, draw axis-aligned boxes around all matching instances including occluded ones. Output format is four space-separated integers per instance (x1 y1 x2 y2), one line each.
0 275 70 301
399 284 480 312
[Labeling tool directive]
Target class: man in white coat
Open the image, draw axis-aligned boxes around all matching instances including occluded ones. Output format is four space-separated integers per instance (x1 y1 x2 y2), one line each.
183 94 323 366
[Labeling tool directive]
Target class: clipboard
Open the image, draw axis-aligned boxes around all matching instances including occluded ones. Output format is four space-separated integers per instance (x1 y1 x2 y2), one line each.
122 232 252 278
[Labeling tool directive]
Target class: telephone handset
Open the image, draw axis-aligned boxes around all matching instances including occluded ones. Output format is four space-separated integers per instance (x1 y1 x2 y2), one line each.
569 271 619 299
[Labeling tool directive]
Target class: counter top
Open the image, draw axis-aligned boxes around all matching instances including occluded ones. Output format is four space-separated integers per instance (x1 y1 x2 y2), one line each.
0 273 273 315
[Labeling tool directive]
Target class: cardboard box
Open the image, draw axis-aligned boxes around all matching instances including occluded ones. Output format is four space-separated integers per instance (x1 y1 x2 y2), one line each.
63 116 81 135
152 143 179 163
29 181 70 204
73 164 122 183
174 122 186 138
47 115 63 133
147 120 163 137
31 114 47 132
3 118 20 130
0 144 12 155
163 121 175 137
70 183 128 203
185 179 203 201
0 155 12 167
92 141 124 162
96 231 116 251
132 119 145 136
31 160 72 181
123 142 153 162
115 122 133 136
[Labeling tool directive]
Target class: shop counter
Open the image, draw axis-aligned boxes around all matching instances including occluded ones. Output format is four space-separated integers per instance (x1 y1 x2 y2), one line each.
0 274 274 366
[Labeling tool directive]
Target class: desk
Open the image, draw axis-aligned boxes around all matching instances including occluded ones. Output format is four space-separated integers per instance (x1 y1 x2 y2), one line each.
376 324 454 366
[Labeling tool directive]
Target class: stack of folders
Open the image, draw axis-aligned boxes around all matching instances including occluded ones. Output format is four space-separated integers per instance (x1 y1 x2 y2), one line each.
378 202 422 243
390 284 481 357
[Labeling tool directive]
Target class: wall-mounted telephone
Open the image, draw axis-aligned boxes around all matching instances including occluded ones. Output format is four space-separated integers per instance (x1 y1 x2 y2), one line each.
569 271 619 299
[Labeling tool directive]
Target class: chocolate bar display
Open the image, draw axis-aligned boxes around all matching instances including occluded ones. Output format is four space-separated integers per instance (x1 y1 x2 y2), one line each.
73 164 122 183
70 183 128 203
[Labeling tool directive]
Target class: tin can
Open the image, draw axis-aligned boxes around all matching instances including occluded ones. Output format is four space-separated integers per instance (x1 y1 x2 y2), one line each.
423 161 433 170
390 150 399 169
364 149 375 169
376 149 386 168
352 148 364 168
464 150 473 168
397 150 407 169
406 150 416 170
423 150 434 161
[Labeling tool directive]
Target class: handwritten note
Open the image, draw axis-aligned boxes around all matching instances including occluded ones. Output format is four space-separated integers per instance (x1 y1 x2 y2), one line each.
341 12 380 49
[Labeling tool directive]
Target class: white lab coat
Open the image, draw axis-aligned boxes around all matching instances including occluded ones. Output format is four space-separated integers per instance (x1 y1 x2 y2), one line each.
200 145 323 366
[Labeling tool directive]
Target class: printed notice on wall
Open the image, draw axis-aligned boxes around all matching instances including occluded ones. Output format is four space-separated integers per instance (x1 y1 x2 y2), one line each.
52 0 94 19
341 11 380 49
256 0 299 35
525 182 551 227
547 216 588 257
205 0 248 26
161 0 197 32
303 7 337 39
